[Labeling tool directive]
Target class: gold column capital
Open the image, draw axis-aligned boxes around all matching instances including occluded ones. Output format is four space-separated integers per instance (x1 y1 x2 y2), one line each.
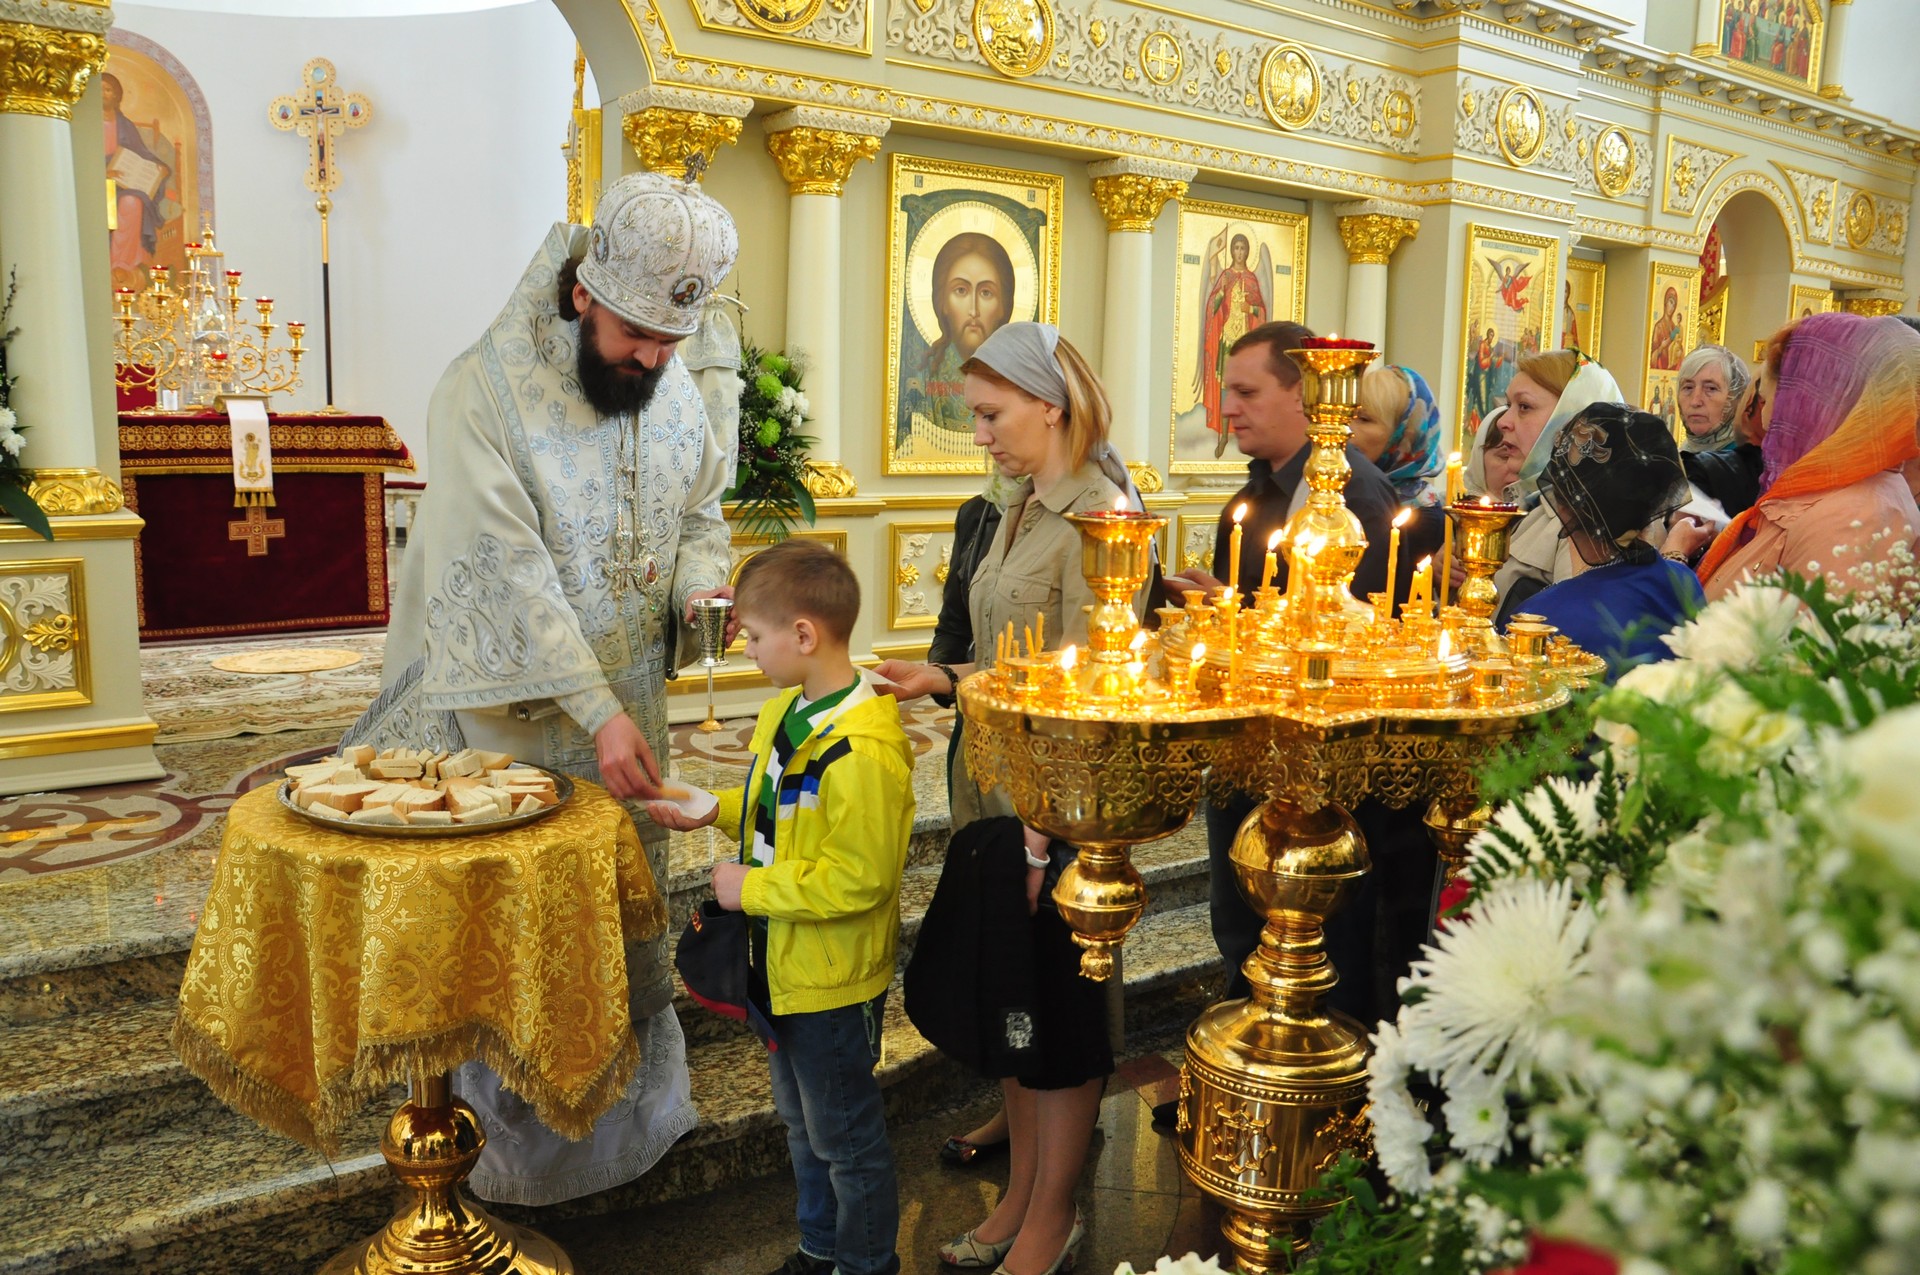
802 459 858 498
1090 173 1187 234
1337 213 1419 265
1125 461 1164 495
622 107 743 177
0 20 106 120
765 126 883 197
25 468 124 516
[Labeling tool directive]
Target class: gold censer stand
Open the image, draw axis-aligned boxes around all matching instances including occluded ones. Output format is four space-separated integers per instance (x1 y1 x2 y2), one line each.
320 1070 571 1275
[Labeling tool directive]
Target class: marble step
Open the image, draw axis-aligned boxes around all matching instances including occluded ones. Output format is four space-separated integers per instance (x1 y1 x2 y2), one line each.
0 820 1215 1156
5 902 1220 1275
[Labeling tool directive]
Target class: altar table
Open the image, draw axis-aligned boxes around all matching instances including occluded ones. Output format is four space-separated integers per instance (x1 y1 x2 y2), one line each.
119 412 414 641
173 781 666 1155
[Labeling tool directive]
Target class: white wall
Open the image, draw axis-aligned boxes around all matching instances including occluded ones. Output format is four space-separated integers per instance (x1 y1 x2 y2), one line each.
112 1 579 475
1840 0 1920 131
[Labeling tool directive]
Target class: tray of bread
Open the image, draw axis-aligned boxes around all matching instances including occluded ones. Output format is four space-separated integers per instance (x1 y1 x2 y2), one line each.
276 745 573 838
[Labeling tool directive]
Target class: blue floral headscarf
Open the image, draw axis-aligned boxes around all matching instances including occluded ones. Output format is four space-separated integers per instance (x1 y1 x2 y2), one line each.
1374 366 1444 507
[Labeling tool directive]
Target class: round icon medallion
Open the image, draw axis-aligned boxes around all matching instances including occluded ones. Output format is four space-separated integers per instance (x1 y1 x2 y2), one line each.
1495 86 1546 166
973 0 1055 78
1258 42 1322 132
1593 126 1634 197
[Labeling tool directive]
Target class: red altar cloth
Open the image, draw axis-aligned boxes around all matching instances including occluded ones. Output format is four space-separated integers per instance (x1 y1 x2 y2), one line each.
118 412 414 641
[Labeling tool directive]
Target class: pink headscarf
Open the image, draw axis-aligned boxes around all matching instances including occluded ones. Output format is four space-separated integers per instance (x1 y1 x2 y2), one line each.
1760 312 1919 491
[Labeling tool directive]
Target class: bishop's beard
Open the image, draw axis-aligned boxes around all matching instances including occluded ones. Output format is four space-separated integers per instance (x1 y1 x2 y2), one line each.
575 309 667 418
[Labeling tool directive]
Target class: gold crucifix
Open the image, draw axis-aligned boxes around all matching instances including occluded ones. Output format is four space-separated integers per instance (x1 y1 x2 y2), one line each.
269 58 371 195
228 505 286 557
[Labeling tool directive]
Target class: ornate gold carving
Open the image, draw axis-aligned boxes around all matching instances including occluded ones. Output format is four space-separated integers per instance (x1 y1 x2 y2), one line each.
1087 17 1106 47
1840 295 1905 318
25 468 124 516
734 0 825 34
1125 461 1164 495
1380 89 1415 139
896 561 920 587
1257 42 1321 132
934 544 952 584
1311 1106 1375 1174
1209 1100 1277 1177
1494 86 1545 166
1213 49 1232 77
0 557 89 712
1812 187 1834 235
888 521 950 628
1139 32 1181 87
0 20 104 120
971 0 1054 79
766 126 882 196
1845 191 1878 248
801 458 859 498
1090 172 1187 233
622 107 743 176
1662 137 1736 217
1337 213 1418 265
1592 125 1633 198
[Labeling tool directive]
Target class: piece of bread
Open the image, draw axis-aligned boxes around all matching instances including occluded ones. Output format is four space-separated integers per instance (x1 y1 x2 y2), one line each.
391 788 446 814
368 758 424 780
473 750 513 771
309 803 350 821
453 807 503 825
349 806 406 825
446 787 498 818
305 782 382 815
400 808 455 826
513 795 547 816
342 744 377 767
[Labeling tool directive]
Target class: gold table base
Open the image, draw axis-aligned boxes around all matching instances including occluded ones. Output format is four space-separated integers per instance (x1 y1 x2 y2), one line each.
320 1072 573 1275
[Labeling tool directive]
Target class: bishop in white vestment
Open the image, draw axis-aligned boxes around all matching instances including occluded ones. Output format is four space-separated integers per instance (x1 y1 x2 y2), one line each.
354 172 739 1204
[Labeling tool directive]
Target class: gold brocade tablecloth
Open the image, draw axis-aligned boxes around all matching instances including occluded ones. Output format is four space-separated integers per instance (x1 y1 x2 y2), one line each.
172 782 666 1155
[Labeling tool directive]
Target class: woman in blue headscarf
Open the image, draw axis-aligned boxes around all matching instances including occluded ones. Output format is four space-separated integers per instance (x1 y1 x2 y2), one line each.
1353 364 1447 610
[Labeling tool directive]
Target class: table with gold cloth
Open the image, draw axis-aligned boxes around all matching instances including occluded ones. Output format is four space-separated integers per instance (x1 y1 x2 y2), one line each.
172 781 667 1157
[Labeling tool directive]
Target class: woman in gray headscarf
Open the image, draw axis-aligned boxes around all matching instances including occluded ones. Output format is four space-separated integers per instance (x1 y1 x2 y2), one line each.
1676 343 1752 454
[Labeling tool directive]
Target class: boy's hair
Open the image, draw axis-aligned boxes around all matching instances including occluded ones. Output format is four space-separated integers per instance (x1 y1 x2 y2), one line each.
734 539 860 644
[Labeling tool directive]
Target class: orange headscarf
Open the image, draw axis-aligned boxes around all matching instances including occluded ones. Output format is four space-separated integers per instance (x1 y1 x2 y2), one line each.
1697 314 1920 585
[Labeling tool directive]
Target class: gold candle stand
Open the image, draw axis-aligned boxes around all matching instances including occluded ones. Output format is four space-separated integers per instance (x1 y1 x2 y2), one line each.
320 1069 570 1275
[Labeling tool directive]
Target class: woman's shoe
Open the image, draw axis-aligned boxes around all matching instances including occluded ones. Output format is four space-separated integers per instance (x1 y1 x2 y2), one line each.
939 1225 1016 1268
991 1208 1085 1275
940 1132 1011 1167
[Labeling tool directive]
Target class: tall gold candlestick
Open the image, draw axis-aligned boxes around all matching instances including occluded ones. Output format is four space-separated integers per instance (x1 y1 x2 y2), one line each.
1260 528 1283 593
1229 503 1248 599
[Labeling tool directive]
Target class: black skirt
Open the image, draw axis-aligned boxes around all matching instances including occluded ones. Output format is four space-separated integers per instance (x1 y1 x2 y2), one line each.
904 816 1114 1090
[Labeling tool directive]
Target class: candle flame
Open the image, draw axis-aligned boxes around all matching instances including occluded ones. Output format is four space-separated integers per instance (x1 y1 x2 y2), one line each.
1190 641 1206 660
1416 555 1433 570
1232 503 1248 525
1060 644 1078 670
1126 660 1145 679
1479 495 1494 506
1392 507 1413 529
1328 331 1338 341
1447 450 1463 465
1438 631 1453 657
1113 494 1129 512
1267 528 1284 550
1129 630 1149 652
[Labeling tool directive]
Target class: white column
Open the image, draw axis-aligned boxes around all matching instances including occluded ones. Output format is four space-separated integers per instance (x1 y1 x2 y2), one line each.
1820 0 1852 101
0 19 119 512
764 108 889 498
1089 158 1193 493
1334 201 1421 356
1692 3 1721 58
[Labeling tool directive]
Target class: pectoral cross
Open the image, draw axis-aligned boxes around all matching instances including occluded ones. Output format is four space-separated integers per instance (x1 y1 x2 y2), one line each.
228 506 286 557
269 58 371 195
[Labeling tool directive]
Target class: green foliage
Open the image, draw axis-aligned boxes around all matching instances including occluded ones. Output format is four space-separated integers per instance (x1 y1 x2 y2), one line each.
0 266 52 542
724 340 817 542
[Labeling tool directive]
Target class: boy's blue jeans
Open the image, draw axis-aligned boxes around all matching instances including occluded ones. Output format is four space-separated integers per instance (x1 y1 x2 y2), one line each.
767 990 899 1275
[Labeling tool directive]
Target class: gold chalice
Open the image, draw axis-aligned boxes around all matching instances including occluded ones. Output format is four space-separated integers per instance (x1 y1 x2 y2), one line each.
1064 508 1165 701
1447 498 1523 621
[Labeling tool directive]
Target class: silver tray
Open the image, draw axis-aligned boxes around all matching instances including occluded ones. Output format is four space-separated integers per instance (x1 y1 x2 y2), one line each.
275 764 575 839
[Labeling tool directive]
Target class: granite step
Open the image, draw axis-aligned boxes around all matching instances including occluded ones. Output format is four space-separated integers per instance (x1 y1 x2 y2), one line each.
2 902 1220 1275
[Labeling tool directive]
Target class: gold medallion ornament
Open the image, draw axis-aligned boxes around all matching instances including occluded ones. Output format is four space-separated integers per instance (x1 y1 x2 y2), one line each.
734 0 825 32
0 21 106 120
1495 86 1546 166
972 0 1054 79
1844 191 1878 248
1380 89 1415 139
1139 32 1182 86
1592 125 1634 197
1258 42 1321 132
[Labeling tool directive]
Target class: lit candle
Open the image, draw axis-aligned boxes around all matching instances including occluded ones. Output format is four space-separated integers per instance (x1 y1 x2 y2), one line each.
1186 641 1206 701
1410 555 1434 617
1260 528 1284 592
1445 451 1463 507
1228 503 1247 598
1385 507 1411 619
1059 644 1079 704
1439 506 1456 617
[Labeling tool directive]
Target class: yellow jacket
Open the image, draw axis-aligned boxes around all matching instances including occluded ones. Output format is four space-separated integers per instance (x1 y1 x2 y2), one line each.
714 681 916 1016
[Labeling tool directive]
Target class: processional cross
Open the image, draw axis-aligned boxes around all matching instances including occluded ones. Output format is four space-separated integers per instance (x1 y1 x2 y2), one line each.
269 58 371 412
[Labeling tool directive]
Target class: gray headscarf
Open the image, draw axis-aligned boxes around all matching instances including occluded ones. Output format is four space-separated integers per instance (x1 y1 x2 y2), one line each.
1675 343 1752 454
969 321 1147 514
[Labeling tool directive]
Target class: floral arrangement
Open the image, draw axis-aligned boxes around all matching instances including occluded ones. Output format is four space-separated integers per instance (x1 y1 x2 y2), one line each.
724 340 817 542
0 268 52 540
1300 539 1920 1275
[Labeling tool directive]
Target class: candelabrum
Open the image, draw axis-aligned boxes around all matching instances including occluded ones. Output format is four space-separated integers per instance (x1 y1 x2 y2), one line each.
112 230 306 410
958 339 1607 1271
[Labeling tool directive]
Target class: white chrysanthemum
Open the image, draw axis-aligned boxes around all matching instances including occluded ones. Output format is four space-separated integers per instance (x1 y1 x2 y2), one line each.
1441 1069 1510 1166
1468 775 1606 876
1696 682 1807 775
1731 1177 1789 1247
1834 703 1920 882
1395 877 1595 1088
0 423 21 458
1612 656 1710 707
1661 582 1802 672
0 406 14 431
1366 1021 1435 1193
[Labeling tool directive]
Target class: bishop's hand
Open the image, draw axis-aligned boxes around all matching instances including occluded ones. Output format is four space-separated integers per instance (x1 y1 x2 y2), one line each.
596 712 665 800
685 586 739 645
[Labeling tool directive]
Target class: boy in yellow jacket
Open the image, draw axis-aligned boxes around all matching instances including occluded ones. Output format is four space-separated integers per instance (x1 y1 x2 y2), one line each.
649 539 915 1275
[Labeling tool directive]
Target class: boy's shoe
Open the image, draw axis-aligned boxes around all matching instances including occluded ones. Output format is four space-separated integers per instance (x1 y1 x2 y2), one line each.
769 1250 834 1275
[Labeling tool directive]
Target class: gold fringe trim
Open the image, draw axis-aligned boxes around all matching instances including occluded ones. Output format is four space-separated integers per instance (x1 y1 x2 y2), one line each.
232 489 277 508
173 1007 644 1156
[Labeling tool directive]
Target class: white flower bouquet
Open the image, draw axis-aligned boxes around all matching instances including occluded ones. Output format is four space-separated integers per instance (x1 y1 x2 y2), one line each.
0 267 52 540
1301 553 1920 1275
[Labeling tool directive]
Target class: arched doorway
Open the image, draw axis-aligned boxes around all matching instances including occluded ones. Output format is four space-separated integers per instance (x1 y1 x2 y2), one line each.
1705 189 1796 359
